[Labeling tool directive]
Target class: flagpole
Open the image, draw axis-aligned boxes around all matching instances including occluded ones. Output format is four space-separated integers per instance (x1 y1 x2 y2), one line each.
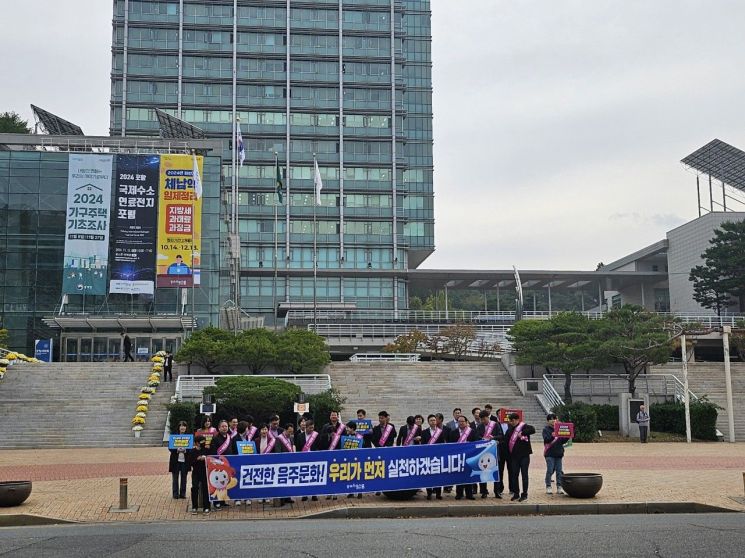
313 154 318 333
273 152 279 328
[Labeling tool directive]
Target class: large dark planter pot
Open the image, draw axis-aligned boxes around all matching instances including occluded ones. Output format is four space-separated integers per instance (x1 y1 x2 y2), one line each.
0 481 32 507
561 473 603 499
382 489 418 501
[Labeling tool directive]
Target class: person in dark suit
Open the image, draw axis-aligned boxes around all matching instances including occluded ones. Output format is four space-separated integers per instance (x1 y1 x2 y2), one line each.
371 411 396 448
505 412 536 502
420 414 445 500
164 351 174 382
188 435 210 514
168 421 190 499
494 408 510 498
396 415 420 446
435 412 454 493
470 407 481 429
208 420 238 510
121 332 134 362
295 419 322 502
449 415 476 500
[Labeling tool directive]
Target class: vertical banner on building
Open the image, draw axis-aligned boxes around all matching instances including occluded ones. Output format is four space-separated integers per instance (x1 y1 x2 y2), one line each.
62 154 113 295
156 154 202 288
109 155 159 294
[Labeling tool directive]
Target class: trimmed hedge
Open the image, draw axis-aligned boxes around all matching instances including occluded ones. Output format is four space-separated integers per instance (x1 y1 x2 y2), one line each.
593 404 619 431
552 402 598 442
650 401 719 441
305 388 346 427
204 376 302 426
166 402 200 434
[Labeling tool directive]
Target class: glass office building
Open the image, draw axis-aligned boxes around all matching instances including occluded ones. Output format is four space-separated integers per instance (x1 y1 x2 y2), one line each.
0 138 222 356
110 0 435 320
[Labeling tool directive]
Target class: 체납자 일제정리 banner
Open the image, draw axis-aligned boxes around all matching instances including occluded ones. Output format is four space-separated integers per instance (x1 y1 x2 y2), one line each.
156 154 202 288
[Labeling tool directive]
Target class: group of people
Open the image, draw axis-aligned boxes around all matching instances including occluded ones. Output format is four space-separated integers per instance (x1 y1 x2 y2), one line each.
168 405 571 514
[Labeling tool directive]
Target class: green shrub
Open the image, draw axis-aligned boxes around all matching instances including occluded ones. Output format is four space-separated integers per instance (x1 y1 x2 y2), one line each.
305 388 346 427
204 376 301 427
552 402 598 442
593 404 619 431
166 402 200 434
649 401 719 440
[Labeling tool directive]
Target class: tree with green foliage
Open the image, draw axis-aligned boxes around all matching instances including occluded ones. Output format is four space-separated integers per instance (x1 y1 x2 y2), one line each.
275 329 331 374
175 326 234 374
205 376 301 425
595 305 682 395
689 220 745 314
510 312 602 402
0 112 31 133
305 388 346 426
231 328 278 373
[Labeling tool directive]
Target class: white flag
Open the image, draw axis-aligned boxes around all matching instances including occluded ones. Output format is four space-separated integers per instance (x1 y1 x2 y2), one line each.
192 154 202 200
236 120 245 166
313 157 323 206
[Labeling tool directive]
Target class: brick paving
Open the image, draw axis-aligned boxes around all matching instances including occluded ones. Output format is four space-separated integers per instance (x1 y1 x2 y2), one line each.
1 443 744 523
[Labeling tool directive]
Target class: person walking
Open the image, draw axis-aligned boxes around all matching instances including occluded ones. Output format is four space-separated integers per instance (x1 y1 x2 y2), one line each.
636 405 650 443
163 351 173 382
121 332 134 362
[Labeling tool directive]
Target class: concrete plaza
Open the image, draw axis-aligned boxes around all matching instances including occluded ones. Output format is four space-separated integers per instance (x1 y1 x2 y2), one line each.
1 442 744 523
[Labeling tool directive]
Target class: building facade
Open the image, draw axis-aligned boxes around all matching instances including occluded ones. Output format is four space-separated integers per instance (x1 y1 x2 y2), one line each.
110 0 435 321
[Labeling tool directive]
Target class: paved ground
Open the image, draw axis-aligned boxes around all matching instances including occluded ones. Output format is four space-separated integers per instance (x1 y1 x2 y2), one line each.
1 515 745 557
0 443 744 523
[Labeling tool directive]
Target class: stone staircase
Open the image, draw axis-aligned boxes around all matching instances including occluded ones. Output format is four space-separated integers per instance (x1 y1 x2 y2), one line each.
327 361 546 429
0 362 174 449
653 362 745 442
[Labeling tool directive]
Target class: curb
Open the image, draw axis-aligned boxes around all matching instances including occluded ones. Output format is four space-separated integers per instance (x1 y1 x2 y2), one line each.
301 502 740 519
0 514 76 528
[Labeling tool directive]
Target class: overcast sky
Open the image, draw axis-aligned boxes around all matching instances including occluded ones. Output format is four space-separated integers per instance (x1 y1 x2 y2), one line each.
3 1 745 271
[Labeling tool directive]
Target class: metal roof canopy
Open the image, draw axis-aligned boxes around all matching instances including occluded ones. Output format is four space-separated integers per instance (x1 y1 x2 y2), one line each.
43 315 196 332
681 139 745 191
155 108 206 140
31 104 84 135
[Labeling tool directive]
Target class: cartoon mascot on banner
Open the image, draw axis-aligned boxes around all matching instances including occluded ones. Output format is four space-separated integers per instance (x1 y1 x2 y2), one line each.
207 456 238 501
466 440 499 483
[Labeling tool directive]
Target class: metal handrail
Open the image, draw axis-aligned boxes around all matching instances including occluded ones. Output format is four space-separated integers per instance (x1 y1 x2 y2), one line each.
542 376 565 410
543 373 699 402
174 374 332 402
349 353 420 362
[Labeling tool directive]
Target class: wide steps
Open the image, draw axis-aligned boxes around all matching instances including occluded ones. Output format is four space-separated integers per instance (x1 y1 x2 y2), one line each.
0 362 172 449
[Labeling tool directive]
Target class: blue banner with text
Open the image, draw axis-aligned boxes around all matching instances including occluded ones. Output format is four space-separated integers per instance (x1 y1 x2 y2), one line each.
205 440 499 500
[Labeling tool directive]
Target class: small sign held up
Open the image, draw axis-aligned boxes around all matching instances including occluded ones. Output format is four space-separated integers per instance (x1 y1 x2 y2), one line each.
553 422 575 439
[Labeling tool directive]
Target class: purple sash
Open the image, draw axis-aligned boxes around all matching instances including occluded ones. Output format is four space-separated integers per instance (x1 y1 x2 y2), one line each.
403 424 420 446
327 422 346 450
229 428 238 439
457 426 472 443
261 433 276 455
483 420 497 440
427 427 443 444
216 434 231 455
278 433 294 452
301 431 319 452
543 436 561 457
378 424 394 446
508 422 526 452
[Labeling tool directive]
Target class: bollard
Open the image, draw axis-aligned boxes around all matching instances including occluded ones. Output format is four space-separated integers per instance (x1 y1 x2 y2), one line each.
109 477 139 513
120 478 128 510
742 472 745 497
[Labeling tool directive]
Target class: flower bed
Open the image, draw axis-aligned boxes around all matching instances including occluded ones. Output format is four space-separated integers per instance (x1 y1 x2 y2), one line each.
130 350 166 435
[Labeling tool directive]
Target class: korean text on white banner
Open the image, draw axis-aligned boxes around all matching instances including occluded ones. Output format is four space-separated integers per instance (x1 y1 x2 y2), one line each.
62 154 114 296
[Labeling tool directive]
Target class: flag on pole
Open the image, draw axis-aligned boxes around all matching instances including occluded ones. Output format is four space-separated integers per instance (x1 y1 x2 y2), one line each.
192 154 202 200
313 157 323 206
236 120 245 167
275 155 284 204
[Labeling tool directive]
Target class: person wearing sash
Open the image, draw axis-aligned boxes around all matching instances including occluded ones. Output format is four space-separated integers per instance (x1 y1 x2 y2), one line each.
492 408 510 498
168 421 190 499
322 411 346 500
435 412 453 494
505 412 536 502
296 419 321 502
195 416 217 451
228 417 239 439
234 421 255 507
543 413 569 495
188 435 210 514
254 423 279 504
280 423 296 451
449 415 476 500
474 410 502 498
397 415 420 446
470 407 481 429
446 408 461 432
269 414 284 438
209 419 238 510
484 404 499 423
371 411 396 448
420 414 445 500
356 409 372 448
